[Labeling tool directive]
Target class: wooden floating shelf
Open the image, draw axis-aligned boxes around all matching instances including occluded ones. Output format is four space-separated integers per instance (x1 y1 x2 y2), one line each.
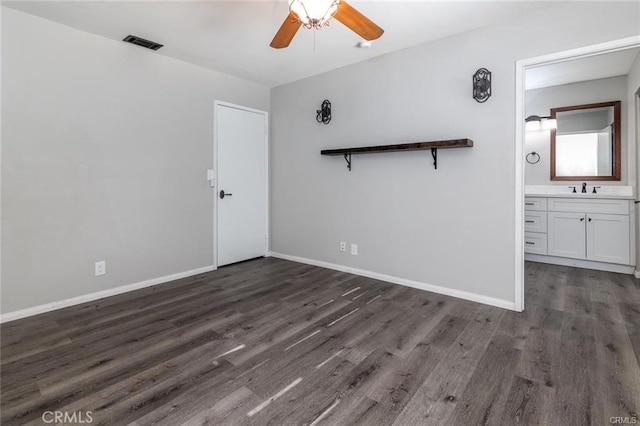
320 139 473 171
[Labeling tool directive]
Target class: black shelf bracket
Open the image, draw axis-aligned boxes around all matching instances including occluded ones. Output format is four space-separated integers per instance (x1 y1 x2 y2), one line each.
344 152 352 171
431 148 437 169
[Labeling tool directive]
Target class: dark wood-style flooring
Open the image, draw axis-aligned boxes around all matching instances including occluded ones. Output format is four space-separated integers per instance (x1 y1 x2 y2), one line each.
1 258 639 425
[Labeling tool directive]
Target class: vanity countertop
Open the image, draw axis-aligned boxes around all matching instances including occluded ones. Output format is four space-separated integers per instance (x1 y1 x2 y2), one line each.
525 192 635 200
525 185 635 201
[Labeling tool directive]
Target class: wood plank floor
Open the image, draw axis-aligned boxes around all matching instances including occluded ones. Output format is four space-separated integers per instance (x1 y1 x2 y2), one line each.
1 258 639 425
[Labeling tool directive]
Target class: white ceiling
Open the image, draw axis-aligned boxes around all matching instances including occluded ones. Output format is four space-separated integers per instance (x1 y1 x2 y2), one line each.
526 47 640 90
3 0 560 87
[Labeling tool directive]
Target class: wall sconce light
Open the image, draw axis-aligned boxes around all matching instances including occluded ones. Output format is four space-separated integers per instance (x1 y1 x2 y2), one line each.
525 115 557 131
472 68 491 103
316 99 332 124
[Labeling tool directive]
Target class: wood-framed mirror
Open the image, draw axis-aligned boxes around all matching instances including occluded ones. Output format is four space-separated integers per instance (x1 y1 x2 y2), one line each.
550 100 621 181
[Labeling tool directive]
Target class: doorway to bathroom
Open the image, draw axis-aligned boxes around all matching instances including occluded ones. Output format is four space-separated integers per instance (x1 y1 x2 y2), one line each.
514 36 640 311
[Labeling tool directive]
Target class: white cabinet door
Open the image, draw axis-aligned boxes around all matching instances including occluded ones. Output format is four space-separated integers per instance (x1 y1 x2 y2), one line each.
548 212 586 259
586 214 630 265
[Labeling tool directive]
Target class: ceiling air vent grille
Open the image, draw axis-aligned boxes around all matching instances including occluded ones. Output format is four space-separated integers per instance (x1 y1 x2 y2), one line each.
123 35 163 51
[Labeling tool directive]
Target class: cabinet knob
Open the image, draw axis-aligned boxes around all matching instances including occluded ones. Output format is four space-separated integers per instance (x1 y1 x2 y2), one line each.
580 217 585 221
588 217 592 222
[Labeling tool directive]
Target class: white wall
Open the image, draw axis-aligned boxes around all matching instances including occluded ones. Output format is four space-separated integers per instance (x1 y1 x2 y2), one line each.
271 1 640 307
525 76 629 185
1 7 269 314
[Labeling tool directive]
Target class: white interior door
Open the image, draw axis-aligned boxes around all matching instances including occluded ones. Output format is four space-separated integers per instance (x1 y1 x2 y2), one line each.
216 104 267 266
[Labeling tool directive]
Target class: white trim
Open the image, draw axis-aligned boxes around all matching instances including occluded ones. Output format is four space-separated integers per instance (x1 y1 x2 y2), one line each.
213 101 269 268
514 36 640 313
0 7 3 318
271 252 516 311
635 270 640 279
526 254 634 275
514 54 525 312
0 265 215 324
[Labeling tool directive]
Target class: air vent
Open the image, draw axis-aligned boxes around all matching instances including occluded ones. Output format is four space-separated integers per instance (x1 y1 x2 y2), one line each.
123 35 163 51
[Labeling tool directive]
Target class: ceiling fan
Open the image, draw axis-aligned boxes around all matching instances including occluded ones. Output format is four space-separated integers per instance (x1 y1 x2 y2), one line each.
270 0 384 49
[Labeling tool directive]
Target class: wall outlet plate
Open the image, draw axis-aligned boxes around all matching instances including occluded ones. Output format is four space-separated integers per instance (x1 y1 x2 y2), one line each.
95 261 106 276
340 241 346 252
351 244 358 255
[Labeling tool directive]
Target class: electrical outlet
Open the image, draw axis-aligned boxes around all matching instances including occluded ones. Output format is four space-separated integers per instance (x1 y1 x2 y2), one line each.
95 261 106 276
340 241 346 252
351 243 358 255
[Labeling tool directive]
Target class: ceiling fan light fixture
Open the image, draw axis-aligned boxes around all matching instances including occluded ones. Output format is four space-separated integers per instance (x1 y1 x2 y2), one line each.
270 0 382 49
289 0 340 29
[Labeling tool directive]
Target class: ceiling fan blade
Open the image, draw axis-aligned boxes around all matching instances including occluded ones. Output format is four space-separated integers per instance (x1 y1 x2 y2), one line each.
334 1 383 41
270 12 302 49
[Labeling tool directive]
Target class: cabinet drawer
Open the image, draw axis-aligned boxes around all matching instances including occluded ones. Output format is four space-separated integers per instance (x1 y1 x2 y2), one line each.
525 197 547 211
524 211 547 233
525 232 548 255
547 198 629 215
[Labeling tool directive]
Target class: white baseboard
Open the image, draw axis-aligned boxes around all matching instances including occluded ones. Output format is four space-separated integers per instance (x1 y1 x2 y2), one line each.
525 254 635 275
635 270 640 279
270 252 516 311
0 265 216 324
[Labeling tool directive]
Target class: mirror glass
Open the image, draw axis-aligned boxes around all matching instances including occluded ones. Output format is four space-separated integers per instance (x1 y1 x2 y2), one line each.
551 101 621 181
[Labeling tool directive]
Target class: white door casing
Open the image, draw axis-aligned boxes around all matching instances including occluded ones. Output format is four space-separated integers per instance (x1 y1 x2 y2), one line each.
214 102 268 267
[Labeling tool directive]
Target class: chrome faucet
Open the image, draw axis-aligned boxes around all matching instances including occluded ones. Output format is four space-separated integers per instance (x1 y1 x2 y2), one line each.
581 182 587 193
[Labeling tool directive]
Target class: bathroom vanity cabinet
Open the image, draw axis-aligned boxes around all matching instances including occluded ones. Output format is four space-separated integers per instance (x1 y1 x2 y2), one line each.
525 196 635 273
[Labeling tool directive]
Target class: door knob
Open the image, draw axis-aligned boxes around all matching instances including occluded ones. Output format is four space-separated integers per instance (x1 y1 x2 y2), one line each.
219 190 232 199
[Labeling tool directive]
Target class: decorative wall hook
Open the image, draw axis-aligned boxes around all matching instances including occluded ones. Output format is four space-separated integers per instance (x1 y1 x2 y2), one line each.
472 68 492 103
316 99 332 124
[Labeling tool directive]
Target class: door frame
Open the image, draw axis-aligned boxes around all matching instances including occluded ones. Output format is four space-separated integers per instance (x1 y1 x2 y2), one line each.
636 88 640 279
213 100 269 269
514 35 640 312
